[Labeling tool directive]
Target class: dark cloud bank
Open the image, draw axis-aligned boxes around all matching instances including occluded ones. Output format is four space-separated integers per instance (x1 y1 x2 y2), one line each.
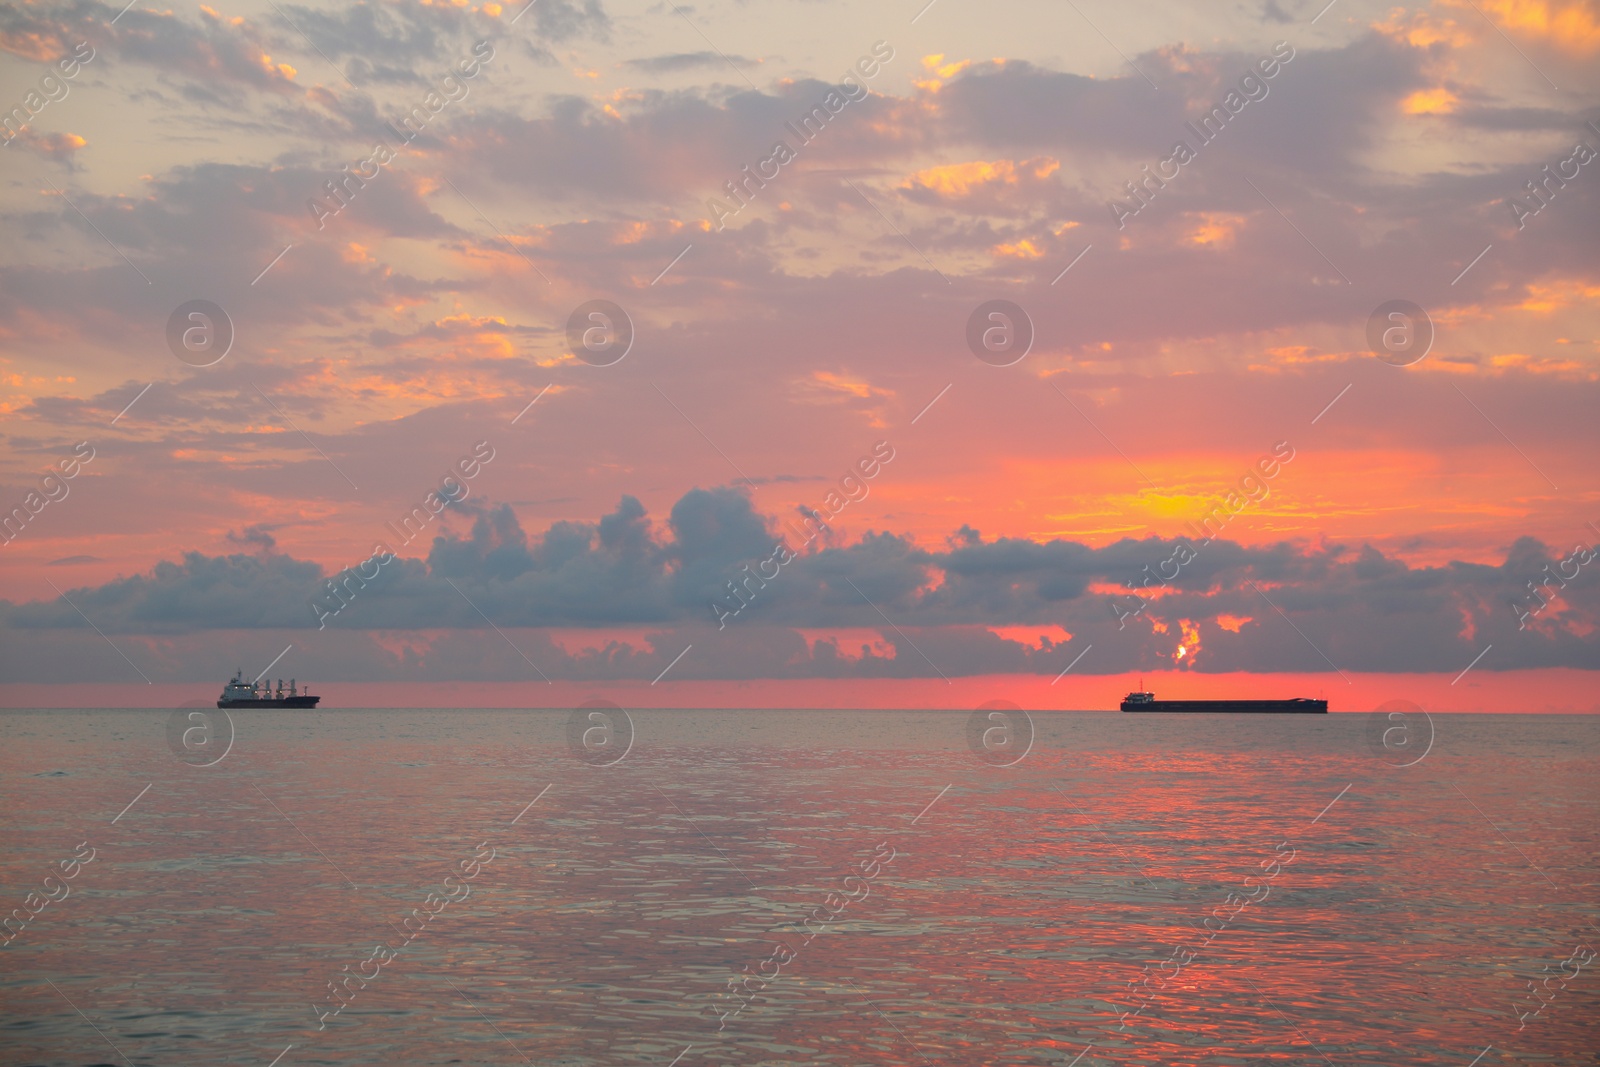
2 488 1595 683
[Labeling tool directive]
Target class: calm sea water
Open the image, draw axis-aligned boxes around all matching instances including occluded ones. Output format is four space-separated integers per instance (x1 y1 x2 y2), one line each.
1 709 1596 1067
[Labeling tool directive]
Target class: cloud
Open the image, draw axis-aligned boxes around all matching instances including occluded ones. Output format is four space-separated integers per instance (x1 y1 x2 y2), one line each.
226 525 278 553
1 3 1596 701
0 0 299 91
8 548 326 633
5 129 87 163
3 490 1595 680
626 51 756 74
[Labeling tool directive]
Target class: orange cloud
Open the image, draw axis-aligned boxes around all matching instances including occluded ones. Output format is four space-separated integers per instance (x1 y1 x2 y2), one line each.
914 53 972 92
1475 0 1600 52
807 371 882 400
1374 8 1474 48
1262 344 1343 366
901 157 1059 199
796 372 895 426
991 238 1044 259
1402 87 1459 113
7 130 86 162
1515 278 1600 314
0 31 68 61
1183 212 1246 248
1173 618 1202 665
1488 352 1594 378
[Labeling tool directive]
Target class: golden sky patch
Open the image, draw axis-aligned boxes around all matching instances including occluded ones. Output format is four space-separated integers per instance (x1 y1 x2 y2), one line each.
1374 8 1473 48
902 157 1059 198
808 371 880 399
1402 87 1459 114
1489 352 1592 377
1184 212 1246 248
1477 0 1600 51
991 238 1045 259
1516 278 1600 313
915 53 972 92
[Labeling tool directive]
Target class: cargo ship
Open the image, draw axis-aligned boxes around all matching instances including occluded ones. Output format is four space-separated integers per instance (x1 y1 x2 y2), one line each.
1121 690 1326 713
217 671 320 708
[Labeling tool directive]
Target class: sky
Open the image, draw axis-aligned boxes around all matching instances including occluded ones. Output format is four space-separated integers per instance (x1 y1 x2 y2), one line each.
0 0 1596 710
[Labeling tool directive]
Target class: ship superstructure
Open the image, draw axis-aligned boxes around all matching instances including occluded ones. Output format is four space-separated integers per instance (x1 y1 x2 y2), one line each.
216 671 321 708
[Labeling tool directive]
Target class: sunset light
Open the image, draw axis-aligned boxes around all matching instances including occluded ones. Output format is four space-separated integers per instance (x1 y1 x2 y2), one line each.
0 1 1596 1062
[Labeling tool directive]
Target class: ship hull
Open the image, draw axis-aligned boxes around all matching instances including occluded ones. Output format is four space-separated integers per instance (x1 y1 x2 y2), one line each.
1122 699 1326 713
217 696 321 708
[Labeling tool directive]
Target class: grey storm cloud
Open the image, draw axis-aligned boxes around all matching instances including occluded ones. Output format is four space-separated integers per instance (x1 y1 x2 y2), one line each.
3 488 1595 681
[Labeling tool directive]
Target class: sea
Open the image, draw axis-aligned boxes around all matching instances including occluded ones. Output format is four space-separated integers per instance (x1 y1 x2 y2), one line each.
1 708 1596 1067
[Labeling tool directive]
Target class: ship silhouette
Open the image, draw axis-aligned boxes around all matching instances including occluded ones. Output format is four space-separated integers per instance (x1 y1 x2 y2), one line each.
217 671 321 709
1120 683 1326 713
